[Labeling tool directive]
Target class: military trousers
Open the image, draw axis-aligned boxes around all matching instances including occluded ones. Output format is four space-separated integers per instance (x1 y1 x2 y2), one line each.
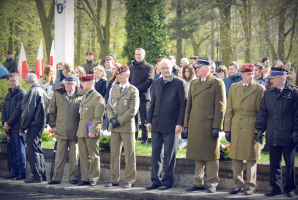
194 160 219 187
110 131 136 184
52 138 79 182
232 159 257 190
78 137 100 182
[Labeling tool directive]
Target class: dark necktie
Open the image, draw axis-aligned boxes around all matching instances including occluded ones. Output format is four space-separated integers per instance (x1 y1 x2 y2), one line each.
275 88 281 93
243 85 248 93
121 87 124 93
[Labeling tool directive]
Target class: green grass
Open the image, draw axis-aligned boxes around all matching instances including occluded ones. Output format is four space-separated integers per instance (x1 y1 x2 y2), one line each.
41 140 56 149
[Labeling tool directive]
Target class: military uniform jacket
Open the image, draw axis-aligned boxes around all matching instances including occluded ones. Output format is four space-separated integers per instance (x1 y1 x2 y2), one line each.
82 60 97 74
3 58 18 73
224 81 264 160
184 74 226 161
106 83 139 133
77 90 105 137
105 69 113 81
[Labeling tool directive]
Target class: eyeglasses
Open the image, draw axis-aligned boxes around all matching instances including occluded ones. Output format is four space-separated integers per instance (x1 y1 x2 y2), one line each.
160 67 170 70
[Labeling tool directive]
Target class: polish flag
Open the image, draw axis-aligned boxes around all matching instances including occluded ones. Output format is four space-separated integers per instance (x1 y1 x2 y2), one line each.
17 43 30 78
49 40 56 72
35 40 43 79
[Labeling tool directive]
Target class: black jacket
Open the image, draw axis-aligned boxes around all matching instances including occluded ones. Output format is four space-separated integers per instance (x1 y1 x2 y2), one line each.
20 84 50 132
147 73 187 133
256 81 298 146
172 64 179 75
129 59 154 101
94 77 108 98
1 85 26 133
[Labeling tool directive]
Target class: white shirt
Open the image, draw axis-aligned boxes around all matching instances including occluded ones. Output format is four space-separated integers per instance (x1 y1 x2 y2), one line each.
242 82 249 87
201 78 207 82
120 82 129 92
67 90 75 97
279 85 285 92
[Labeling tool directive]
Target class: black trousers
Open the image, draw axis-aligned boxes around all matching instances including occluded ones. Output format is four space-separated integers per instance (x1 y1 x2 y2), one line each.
269 145 296 193
134 100 148 142
151 131 179 187
26 128 46 179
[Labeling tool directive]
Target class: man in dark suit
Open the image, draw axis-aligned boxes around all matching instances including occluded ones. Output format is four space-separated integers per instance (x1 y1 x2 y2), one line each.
145 58 187 190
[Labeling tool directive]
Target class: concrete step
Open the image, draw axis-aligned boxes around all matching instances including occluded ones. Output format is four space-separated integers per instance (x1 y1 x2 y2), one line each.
0 179 295 200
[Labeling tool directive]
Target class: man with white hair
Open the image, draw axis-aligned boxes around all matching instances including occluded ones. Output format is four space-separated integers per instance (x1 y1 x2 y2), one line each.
180 58 189 68
145 59 187 190
48 75 86 185
20 73 50 183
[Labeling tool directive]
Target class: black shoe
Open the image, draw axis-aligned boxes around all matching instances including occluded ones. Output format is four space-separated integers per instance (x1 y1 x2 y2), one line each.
229 188 243 194
185 185 205 191
42 176 46 181
145 183 161 190
244 189 254 195
158 185 172 190
77 181 90 186
48 180 60 185
3 174 17 179
264 189 282 196
70 180 77 184
287 191 295 198
15 175 26 180
90 181 97 186
123 183 133 188
208 186 216 193
24 177 42 183
105 182 119 187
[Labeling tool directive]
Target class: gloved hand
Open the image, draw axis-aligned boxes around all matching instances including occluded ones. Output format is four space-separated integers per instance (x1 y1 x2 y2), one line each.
182 127 188 139
256 130 264 144
292 132 298 144
225 131 231 142
110 117 120 128
212 128 220 140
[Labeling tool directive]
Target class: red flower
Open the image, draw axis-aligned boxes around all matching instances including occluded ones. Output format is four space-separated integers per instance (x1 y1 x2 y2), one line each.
51 134 55 138
5 132 7 136
226 144 230 150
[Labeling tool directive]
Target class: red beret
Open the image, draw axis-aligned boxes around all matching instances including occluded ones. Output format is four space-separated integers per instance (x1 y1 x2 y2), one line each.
239 63 254 73
103 56 113 62
116 66 129 74
6 51 13 55
86 51 94 55
79 74 95 82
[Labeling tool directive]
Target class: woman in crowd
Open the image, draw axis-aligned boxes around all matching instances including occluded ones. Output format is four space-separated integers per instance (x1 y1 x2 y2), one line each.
253 63 268 87
261 57 270 77
54 62 65 84
93 65 108 98
53 62 79 89
74 66 86 88
38 65 56 96
216 65 228 79
182 64 196 95
176 68 183 78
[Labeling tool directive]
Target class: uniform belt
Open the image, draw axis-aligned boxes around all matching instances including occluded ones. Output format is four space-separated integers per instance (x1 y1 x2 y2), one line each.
234 111 257 117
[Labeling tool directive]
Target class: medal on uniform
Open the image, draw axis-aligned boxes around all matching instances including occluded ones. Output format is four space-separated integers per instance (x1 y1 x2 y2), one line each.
124 100 127 106
85 107 88 111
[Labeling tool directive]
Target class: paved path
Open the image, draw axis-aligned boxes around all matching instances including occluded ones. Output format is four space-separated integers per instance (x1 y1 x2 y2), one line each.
0 178 296 200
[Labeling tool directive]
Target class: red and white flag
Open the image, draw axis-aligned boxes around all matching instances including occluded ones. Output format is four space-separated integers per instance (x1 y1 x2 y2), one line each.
17 43 30 78
49 40 56 72
35 40 43 79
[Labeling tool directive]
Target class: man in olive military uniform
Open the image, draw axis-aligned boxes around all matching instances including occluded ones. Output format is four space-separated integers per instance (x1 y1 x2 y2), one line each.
224 63 264 195
3 51 18 79
82 51 97 74
183 57 226 193
105 66 139 188
104 56 114 81
77 74 105 187
48 75 86 185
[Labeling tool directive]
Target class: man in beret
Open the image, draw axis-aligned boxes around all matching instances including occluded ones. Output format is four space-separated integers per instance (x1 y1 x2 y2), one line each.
3 51 18 79
184 57 226 193
224 63 264 195
82 51 97 74
256 66 298 198
104 56 114 81
76 74 105 187
48 76 86 185
105 66 139 188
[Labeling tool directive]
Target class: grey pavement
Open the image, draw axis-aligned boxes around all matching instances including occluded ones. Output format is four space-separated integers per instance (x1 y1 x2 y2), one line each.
0 178 297 200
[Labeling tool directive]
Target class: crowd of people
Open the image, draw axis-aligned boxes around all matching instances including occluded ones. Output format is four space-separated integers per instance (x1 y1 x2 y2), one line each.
1 48 298 198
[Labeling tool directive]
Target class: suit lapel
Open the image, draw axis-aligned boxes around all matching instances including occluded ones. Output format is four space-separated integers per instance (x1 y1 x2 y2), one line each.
193 74 215 97
240 81 257 102
119 84 131 99
82 90 95 106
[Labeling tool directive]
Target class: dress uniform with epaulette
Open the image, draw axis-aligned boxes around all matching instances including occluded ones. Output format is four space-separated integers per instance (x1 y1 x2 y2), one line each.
76 74 105 187
224 63 264 195
105 66 139 188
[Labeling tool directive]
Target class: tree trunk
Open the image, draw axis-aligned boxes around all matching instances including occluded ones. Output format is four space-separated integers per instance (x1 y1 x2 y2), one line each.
211 21 215 60
241 0 252 63
8 19 13 51
35 0 55 63
190 32 199 56
216 0 232 67
176 2 182 65
278 8 285 61
76 8 82 66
